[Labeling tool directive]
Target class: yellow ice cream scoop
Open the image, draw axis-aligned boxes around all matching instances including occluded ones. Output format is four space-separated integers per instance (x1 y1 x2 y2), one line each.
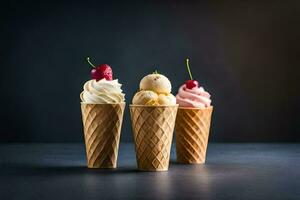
157 94 176 105
139 73 171 94
132 90 159 105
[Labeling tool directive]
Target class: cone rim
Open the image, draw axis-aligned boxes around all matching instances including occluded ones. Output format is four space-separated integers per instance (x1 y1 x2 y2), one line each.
129 104 179 108
178 106 213 110
81 102 126 105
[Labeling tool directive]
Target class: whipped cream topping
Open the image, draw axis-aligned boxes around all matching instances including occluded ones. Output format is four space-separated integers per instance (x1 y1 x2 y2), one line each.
176 85 211 108
80 79 125 103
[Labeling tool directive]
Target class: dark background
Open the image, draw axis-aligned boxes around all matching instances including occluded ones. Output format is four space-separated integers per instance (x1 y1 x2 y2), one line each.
1 0 299 143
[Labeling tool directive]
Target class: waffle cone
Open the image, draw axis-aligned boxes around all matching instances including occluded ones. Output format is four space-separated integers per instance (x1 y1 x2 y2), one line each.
130 105 178 171
81 103 125 168
175 106 213 164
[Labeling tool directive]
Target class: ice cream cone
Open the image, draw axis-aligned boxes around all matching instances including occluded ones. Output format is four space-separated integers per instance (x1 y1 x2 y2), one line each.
130 105 178 171
175 106 213 164
81 103 125 168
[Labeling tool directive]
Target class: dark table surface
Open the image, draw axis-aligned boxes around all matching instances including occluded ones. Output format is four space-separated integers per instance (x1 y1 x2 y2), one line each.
0 143 299 200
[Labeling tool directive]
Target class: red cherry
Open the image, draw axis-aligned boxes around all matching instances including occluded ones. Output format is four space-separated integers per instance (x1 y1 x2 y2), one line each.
91 68 102 81
185 59 199 89
185 80 199 89
96 64 113 81
87 58 113 81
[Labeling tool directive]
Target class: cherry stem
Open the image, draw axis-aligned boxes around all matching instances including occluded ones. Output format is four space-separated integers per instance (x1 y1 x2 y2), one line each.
186 58 193 80
86 57 96 68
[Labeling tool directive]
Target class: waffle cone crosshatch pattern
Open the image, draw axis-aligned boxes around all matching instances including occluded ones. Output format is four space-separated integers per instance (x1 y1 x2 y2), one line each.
81 103 125 168
175 106 213 164
130 105 178 171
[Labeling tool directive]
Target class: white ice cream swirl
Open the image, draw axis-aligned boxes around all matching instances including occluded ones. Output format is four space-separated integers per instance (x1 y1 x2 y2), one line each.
80 79 125 103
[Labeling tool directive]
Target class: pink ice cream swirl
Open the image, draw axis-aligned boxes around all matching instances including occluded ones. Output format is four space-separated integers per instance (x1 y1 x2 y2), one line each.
176 85 212 108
